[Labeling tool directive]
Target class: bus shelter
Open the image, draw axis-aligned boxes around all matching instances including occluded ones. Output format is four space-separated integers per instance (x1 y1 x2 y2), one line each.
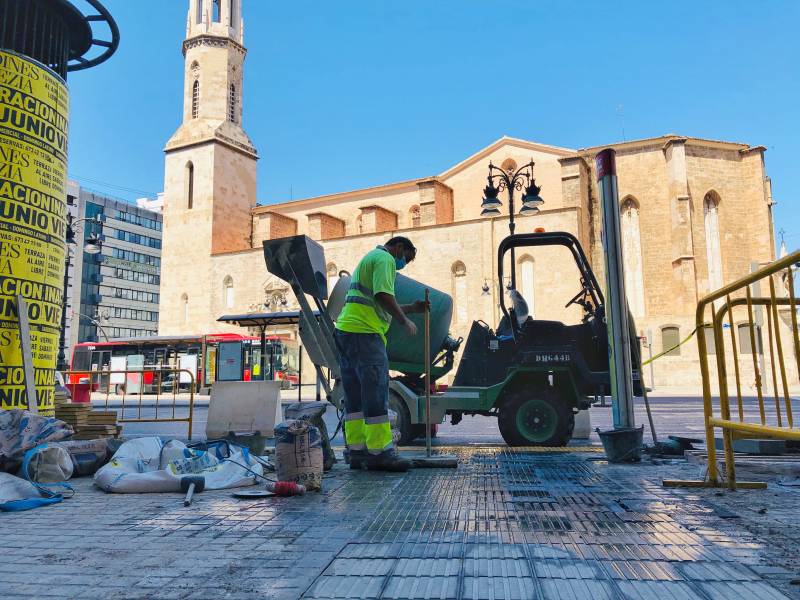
217 312 311 401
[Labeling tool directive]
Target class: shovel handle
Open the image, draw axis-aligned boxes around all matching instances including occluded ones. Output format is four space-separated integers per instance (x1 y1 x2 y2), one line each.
184 482 196 506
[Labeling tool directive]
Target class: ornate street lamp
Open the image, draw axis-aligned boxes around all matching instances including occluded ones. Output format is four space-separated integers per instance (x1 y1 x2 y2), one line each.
480 160 544 289
57 215 104 371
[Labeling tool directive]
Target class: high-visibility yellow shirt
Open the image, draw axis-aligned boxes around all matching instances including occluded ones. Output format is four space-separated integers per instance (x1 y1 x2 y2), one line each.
335 246 396 344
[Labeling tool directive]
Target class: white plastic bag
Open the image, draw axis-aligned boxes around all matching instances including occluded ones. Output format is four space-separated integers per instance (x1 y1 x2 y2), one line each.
19 444 74 483
93 437 262 494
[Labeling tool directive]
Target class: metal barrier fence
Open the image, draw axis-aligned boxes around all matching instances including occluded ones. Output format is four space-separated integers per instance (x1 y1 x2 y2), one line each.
665 251 800 490
66 368 196 439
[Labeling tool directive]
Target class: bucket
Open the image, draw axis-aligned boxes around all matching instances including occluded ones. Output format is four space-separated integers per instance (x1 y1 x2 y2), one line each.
596 426 644 463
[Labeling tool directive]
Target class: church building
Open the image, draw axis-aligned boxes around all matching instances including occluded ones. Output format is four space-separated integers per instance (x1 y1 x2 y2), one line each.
159 0 779 389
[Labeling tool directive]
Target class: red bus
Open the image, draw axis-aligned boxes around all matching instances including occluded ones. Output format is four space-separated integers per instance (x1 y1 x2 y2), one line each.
69 333 300 393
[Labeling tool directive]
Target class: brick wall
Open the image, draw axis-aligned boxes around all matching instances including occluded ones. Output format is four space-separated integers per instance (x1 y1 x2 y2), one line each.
307 212 345 240
268 212 297 239
359 206 398 234
417 180 454 225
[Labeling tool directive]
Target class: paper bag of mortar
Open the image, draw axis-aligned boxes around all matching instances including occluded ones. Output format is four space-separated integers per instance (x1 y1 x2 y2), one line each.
274 419 323 491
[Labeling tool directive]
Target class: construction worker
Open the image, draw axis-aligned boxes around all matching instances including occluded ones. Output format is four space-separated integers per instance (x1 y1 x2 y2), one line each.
334 236 426 471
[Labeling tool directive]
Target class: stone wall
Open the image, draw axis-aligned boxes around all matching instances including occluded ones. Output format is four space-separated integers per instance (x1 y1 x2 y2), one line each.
161 136 778 390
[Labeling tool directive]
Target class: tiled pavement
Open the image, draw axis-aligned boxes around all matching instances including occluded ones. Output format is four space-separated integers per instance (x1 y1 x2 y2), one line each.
1 448 798 599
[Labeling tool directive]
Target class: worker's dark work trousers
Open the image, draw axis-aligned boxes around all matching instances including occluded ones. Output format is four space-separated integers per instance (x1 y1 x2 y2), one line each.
333 330 394 455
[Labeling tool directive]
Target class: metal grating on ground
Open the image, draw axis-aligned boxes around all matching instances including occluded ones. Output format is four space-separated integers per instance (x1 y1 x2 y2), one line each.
0 447 795 600
302 449 790 600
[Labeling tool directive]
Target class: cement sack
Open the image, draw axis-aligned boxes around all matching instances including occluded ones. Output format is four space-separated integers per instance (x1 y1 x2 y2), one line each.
274 420 323 491
18 443 73 483
284 402 335 471
94 437 262 494
0 410 73 473
59 439 111 476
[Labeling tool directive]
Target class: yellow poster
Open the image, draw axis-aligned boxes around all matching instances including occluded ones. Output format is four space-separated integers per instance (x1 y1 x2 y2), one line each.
0 49 69 416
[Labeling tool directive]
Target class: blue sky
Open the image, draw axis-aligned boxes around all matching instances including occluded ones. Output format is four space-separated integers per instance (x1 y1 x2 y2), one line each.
67 0 799 251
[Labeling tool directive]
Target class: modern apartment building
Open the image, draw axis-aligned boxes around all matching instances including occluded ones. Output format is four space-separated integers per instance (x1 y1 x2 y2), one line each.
64 183 163 349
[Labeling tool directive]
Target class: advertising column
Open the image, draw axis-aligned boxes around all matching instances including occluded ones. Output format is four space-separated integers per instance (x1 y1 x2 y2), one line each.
0 50 70 416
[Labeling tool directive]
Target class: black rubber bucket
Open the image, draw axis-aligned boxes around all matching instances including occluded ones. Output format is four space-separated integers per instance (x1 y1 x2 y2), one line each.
596 426 644 463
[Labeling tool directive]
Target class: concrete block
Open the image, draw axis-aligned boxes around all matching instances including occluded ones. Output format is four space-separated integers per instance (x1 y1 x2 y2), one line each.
714 438 786 455
206 380 282 438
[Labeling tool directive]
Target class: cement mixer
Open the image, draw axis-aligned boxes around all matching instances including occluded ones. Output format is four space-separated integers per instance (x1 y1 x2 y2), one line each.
263 233 642 446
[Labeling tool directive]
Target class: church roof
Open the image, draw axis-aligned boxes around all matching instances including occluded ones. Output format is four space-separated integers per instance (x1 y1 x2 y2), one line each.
572 134 757 154
252 175 439 213
254 134 762 211
254 135 574 211
437 136 575 180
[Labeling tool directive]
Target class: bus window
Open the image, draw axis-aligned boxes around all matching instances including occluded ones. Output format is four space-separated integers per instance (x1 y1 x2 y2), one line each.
72 347 93 371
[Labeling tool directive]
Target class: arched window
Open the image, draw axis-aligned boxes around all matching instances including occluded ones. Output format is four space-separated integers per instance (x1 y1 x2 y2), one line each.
452 262 467 324
661 325 680 357
181 294 189 324
704 191 723 294
702 325 717 355
518 255 535 318
228 84 237 123
410 205 421 228
327 263 339 295
223 276 234 309
195 0 203 24
191 80 200 119
212 0 221 22
620 197 645 317
738 323 763 355
185 162 194 209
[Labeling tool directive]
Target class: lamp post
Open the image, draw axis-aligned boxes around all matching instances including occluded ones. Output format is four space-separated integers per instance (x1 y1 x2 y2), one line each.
480 160 544 289
57 215 104 372
75 311 110 343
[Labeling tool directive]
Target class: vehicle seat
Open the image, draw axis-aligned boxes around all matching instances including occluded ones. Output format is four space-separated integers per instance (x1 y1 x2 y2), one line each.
508 289 530 328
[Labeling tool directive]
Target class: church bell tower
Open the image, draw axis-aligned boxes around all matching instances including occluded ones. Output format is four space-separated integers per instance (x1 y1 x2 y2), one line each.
159 0 257 335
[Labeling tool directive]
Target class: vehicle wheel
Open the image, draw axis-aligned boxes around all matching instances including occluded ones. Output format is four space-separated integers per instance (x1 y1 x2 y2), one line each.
498 388 574 447
409 424 437 440
388 391 414 445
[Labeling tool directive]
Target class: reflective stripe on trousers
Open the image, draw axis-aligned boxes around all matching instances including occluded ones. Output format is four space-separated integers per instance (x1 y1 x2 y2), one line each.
344 412 366 450
365 415 393 455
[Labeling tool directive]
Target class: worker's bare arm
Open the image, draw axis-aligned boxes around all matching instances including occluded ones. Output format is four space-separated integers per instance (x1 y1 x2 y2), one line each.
400 300 429 314
375 292 417 336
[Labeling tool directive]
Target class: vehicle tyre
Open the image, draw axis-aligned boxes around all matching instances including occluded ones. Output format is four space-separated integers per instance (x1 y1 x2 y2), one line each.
498 388 574 447
409 424 437 440
388 391 414 445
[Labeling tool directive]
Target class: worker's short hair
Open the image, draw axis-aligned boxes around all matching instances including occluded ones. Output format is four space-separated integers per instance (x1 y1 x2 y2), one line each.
386 236 417 260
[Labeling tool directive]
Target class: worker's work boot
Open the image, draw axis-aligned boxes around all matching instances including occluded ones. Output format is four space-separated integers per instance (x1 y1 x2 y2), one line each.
364 450 411 472
346 449 368 470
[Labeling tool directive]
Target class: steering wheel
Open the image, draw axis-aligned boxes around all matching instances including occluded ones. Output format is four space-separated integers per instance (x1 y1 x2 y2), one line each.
565 288 586 309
